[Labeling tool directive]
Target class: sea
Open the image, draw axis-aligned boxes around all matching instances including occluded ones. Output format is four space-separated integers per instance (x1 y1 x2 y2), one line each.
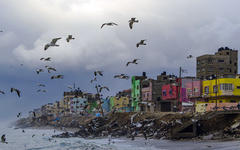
0 121 240 150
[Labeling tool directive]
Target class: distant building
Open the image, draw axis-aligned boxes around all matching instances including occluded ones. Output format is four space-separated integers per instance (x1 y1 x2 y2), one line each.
131 72 147 111
140 72 177 112
196 47 238 80
196 77 240 112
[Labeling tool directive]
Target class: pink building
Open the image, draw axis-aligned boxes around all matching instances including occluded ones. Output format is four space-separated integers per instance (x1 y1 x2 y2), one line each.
180 78 202 102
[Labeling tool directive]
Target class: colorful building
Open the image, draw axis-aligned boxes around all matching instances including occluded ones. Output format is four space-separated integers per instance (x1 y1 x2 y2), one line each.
102 98 110 113
131 72 147 111
70 97 87 114
196 78 240 112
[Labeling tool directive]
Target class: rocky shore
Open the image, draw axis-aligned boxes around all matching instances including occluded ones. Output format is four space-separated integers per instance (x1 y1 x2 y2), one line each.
15 111 240 141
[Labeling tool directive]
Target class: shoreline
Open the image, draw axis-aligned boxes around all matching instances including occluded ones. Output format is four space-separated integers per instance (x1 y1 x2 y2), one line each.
14 111 240 141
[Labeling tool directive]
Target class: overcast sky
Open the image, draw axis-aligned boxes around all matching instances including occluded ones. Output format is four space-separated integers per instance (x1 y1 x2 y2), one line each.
1 0 240 120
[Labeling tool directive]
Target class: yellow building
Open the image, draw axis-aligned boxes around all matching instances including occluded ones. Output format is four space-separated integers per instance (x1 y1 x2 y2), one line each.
196 78 240 112
112 96 131 112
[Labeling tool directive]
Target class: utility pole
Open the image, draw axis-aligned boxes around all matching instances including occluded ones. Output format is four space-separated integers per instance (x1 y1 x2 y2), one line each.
178 67 182 112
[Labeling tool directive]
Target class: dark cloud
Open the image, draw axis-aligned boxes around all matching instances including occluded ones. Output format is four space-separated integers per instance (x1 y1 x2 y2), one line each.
1 0 240 119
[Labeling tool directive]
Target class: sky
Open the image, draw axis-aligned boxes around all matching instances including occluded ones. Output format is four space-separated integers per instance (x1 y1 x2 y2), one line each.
1 0 240 120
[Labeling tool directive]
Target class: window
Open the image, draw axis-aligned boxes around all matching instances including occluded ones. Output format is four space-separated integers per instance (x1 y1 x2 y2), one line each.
237 86 240 89
220 83 233 91
218 59 224 62
162 90 167 96
213 85 218 93
219 100 222 103
226 52 229 55
169 89 173 95
204 86 209 94
230 100 236 103
194 88 198 92
219 68 224 71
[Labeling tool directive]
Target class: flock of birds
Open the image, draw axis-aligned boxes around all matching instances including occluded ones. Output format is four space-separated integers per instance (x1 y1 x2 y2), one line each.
0 17 195 144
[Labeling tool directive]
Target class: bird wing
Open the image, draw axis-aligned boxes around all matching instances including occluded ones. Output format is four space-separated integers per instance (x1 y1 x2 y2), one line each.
112 22 118 25
101 23 106 28
69 35 72 38
0 90 5 94
51 38 61 44
48 67 56 71
94 71 97 76
129 22 133 29
98 71 103 76
136 43 139 48
44 44 49 50
15 89 20 97
40 58 44 60
126 62 130 66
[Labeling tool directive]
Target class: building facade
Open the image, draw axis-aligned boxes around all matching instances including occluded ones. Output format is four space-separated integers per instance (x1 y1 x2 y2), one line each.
131 72 147 111
197 47 238 79
196 78 240 112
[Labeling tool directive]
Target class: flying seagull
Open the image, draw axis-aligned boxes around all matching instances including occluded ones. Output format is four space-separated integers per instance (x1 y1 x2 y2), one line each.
99 86 110 93
67 86 73 90
51 75 64 79
66 35 75 42
101 22 118 28
44 57 51 61
129 18 139 29
126 59 140 66
10 88 21 98
90 77 97 83
1 134 7 144
47 67 57 73
17 112 21 118
114 74 130 79
44 38 61 50
0 90 5 95
136 40 147 48
36 69 44 74
187 55 193 59
94 71 103 76
38 84 46 87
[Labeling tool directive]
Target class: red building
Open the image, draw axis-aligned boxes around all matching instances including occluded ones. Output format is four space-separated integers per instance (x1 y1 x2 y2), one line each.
162 84 179 100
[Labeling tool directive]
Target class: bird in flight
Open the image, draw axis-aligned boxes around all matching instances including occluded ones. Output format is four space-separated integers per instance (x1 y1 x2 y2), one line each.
66 35 75 42
51 75 64 79
98 85 110 93
101 22 118 28
38 84 46 87
0 30 3 32
136 40 147 48
47 67 57 73
114 74 130 79
129 18 139 29
44 38 61 50
1 134 7 144
94 71 103 77
0 90 5 95
10 88 21 98
90 77 97 83
17 112 21 118
126 59 140 66
40 57 51 61
36 69 44 74
187 55 193 59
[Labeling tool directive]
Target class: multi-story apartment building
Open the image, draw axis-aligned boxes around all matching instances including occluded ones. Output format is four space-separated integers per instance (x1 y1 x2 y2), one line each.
196 77 240 112
131 72 147 111
197 47 238 79
140 72 177 112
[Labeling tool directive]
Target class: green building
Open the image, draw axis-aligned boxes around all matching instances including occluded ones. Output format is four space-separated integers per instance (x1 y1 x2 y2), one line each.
131 72 147 111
